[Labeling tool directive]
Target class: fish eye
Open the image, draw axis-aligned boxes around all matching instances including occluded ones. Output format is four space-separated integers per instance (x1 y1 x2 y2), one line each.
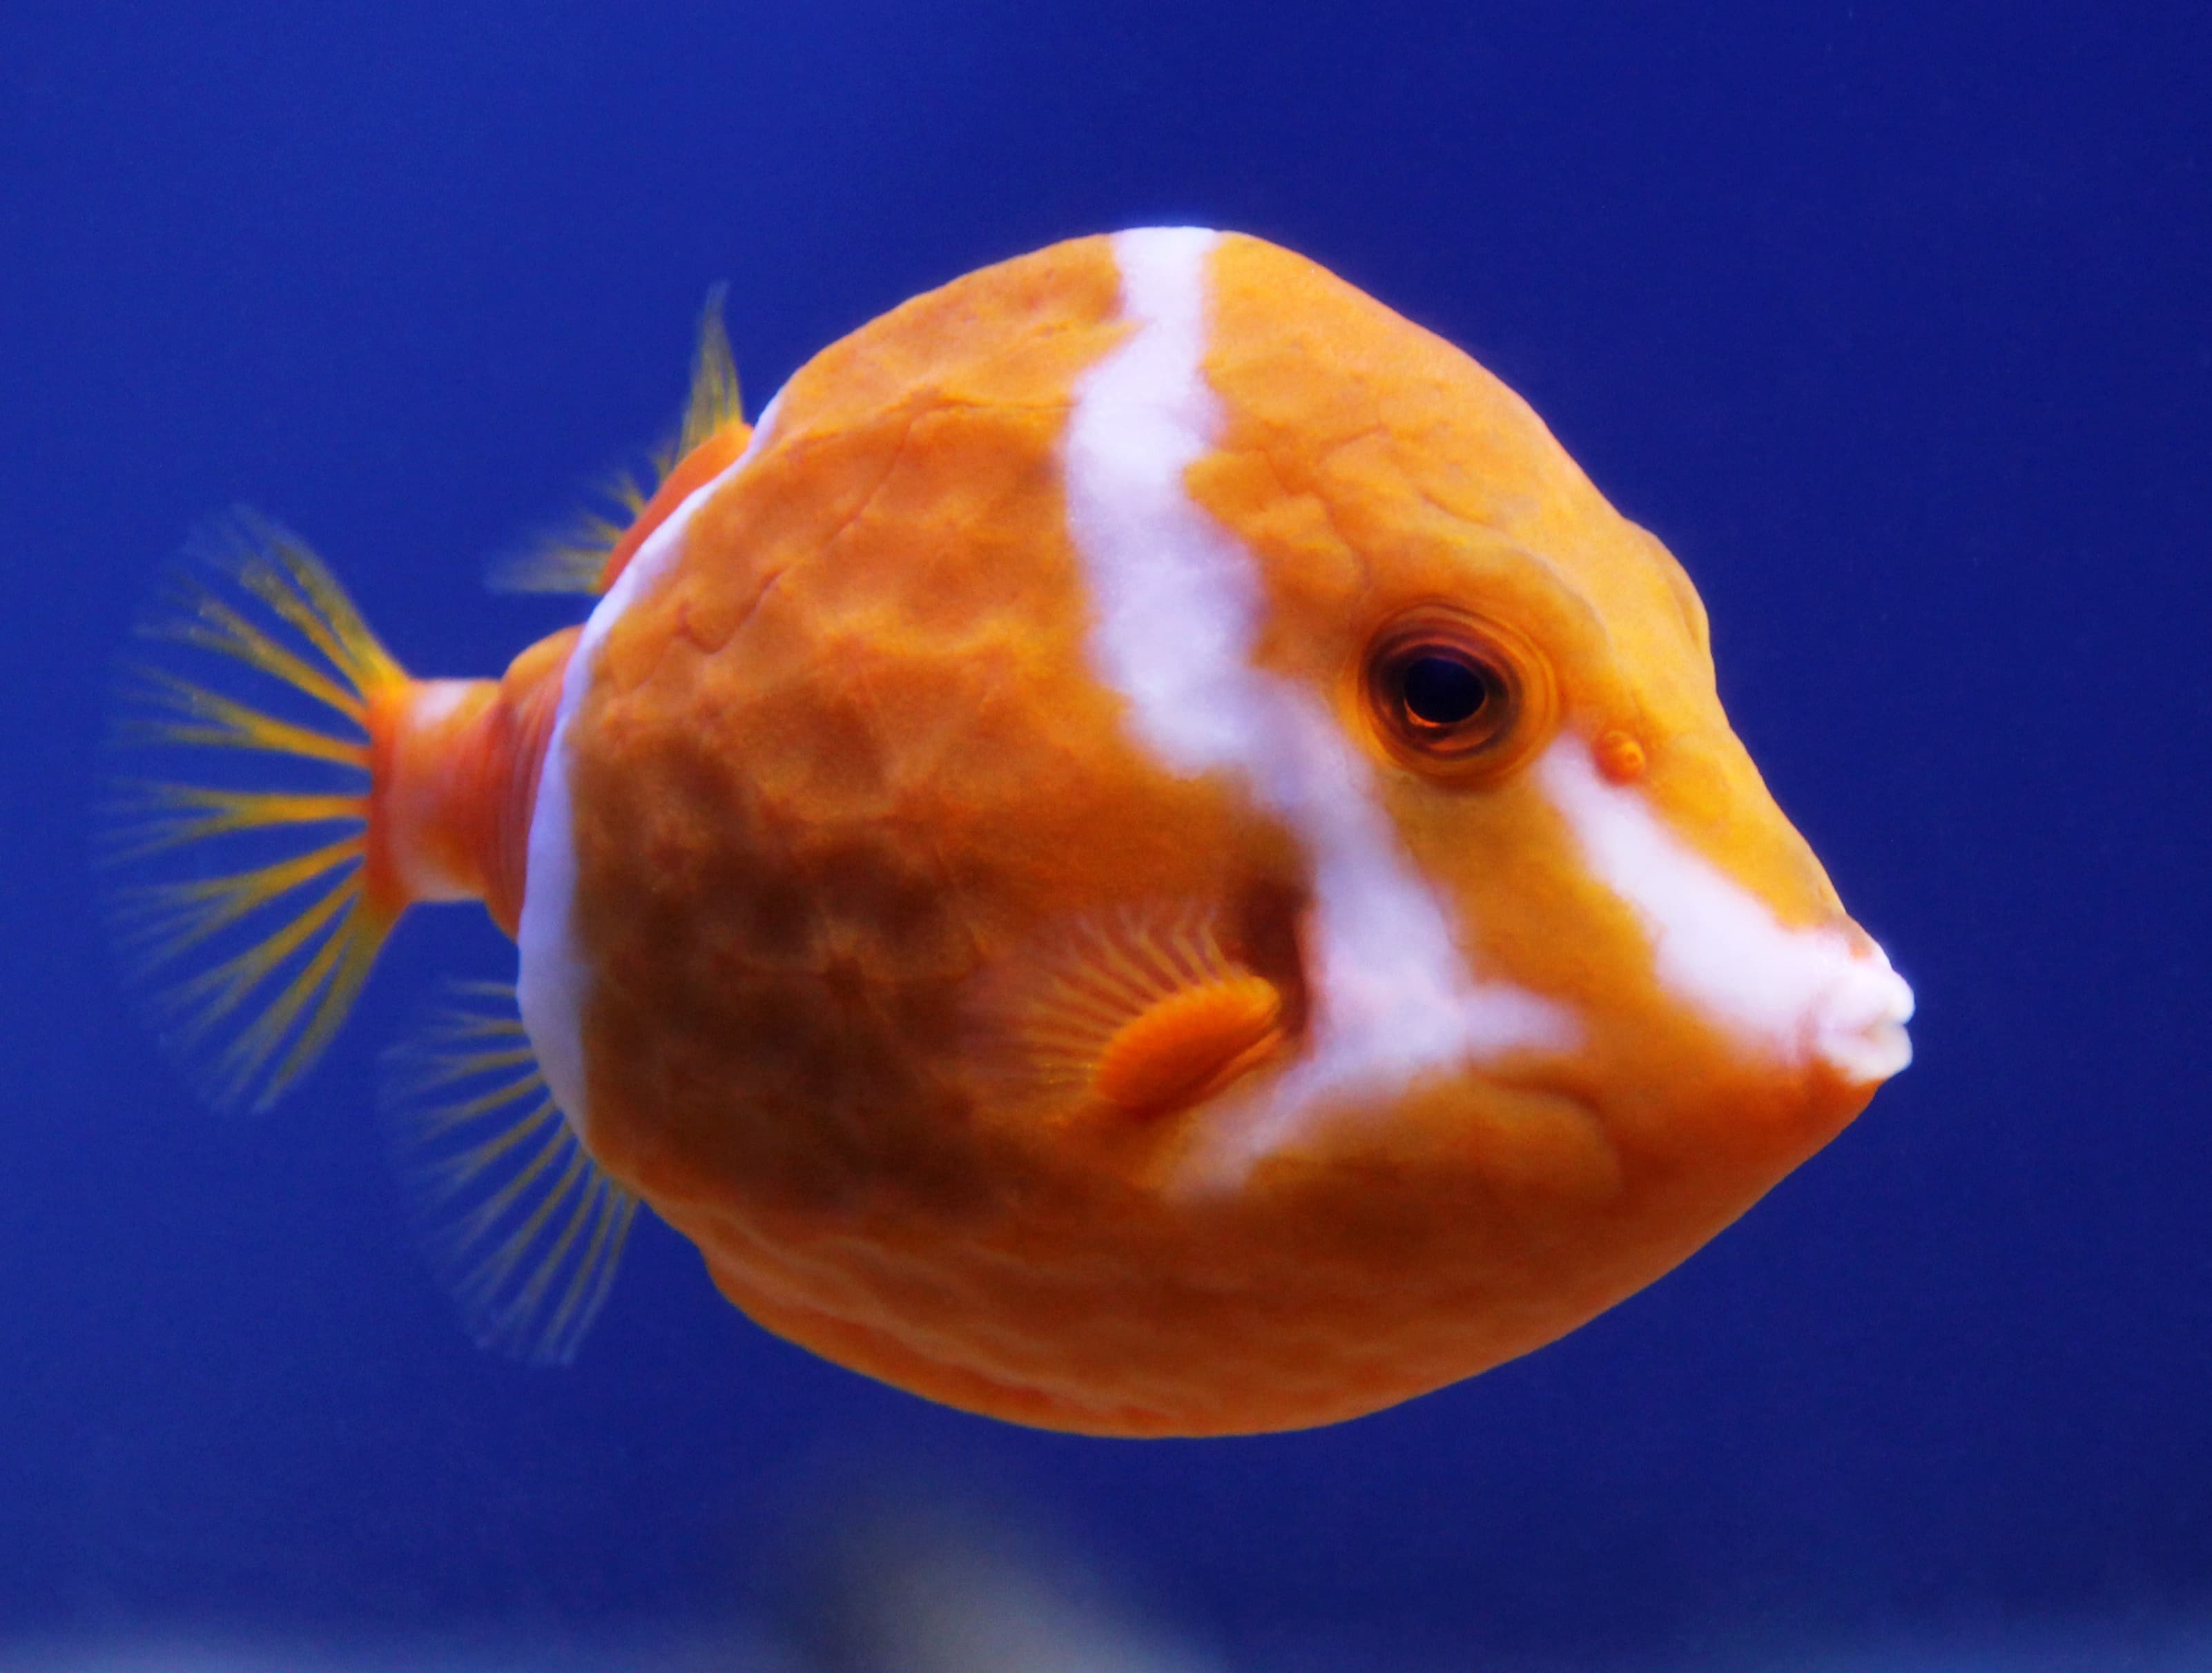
1361 609 1553 781
1398 653 1494 730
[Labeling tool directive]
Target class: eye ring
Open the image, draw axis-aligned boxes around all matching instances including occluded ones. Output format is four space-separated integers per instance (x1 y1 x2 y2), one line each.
1359 608 1555 781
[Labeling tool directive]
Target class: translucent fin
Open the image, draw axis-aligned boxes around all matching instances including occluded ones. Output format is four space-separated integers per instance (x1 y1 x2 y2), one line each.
484 470 650 596
99 513 408 1113
383 981 637 1365
677 284 743 458
489 288 743 598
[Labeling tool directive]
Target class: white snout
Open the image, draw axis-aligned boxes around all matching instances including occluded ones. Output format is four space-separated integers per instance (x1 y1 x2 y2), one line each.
1810 944 1915 1085
1537 736 1914 1086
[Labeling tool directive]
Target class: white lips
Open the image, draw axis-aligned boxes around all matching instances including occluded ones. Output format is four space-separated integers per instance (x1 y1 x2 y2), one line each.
1811 943 1916 1084
1537 734 1914 1086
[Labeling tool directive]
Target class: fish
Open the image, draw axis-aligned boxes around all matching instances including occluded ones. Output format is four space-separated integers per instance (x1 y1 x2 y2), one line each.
101 228 1913 1436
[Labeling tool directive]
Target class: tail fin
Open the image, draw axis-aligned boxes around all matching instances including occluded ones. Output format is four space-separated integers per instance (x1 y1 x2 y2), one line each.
99 513 409 1113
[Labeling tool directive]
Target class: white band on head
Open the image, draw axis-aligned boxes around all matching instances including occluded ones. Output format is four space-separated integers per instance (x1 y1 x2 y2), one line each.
1536 735 1913 1083
1065 228 1577 1181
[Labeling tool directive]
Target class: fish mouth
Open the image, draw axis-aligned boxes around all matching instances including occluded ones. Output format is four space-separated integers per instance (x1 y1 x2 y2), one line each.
1810 944 1916 1086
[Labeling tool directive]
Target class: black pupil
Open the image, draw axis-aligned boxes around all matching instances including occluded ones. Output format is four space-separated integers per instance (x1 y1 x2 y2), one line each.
1399 654 1488 727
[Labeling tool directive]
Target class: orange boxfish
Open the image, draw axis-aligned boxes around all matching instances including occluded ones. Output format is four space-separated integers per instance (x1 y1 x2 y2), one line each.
103 229 1912 1436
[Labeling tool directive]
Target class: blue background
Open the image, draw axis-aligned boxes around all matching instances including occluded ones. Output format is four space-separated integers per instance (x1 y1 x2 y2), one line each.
3 1 2208 1664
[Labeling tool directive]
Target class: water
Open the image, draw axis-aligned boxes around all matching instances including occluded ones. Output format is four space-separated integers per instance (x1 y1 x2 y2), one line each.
3 2 2207 1666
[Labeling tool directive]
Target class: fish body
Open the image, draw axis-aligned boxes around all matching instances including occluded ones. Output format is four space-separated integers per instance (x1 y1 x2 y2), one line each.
107 229 1910 1435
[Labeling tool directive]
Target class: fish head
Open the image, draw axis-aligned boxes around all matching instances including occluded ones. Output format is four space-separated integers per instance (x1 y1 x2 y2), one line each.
1166 230 1913 1201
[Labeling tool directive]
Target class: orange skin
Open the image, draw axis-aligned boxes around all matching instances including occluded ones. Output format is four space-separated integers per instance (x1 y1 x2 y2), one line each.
397 233 1903 1436
367 629 576 936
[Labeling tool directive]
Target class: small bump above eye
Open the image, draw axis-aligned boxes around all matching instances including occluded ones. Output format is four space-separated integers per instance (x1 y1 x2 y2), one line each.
1596 729 1647 783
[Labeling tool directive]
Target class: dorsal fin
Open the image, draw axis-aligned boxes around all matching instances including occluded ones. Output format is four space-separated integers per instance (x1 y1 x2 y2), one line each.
382 981 639 1364
491 288 746 598
677 282 743 457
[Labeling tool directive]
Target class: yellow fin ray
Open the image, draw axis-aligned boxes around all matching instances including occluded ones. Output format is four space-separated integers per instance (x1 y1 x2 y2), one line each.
678 284 743 458
110 836 365 963
117 666 370 766
485 476 650 596
100 785 365 861
489 288 742 597
226 518 405 695
222 894 388 1107
99 513 407 1112
383 982 638 1365
144 867 360 1023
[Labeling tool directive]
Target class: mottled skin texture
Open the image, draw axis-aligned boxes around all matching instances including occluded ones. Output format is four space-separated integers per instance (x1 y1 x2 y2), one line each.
558 235 1879 1435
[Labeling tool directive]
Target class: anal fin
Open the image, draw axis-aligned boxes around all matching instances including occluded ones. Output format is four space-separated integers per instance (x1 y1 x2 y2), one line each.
382 981 637 1365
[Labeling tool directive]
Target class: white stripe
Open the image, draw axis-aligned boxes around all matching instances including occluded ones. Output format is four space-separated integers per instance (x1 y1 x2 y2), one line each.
515 395 784 1133
1065 227 1576 1178
1535 735 1914 1083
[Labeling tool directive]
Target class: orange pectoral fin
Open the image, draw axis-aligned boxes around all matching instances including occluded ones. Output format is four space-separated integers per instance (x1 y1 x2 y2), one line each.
987 904 1291 1123
1091 975 1286 1116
